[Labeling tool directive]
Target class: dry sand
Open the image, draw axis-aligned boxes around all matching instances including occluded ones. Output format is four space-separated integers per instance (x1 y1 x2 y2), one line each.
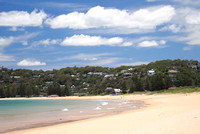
6 93 200 134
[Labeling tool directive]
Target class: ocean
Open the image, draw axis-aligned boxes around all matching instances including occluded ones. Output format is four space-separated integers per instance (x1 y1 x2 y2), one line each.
0 99 145 133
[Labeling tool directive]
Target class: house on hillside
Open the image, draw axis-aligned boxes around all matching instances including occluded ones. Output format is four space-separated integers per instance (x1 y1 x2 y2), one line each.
45 81 53 85
168 69 178 77
60 85 65 88
128 68 134 71
120 70 127 73
48 74 54 77
71 85 75 89
33 75 40 78
74 93 88 96
82 74 87 78
87 72 93 75
123 73 133 78
10 76 21 79
104 74 114 78
114 89 121 94
105 87 113 93
147 69 155 76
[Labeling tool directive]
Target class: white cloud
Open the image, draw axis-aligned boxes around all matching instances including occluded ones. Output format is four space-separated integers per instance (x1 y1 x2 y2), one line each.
0 53 15 61
0 33 39 48
87 58 121 66
0 37 14 48
159 24 181 33
0 9 47 27
17 59 46 66
57 53 111 61
165 7 200 45
9 27 25 31
32 39 61 47
138 40 166 47
45 6 175 31
122 42 133 47
186 13 200 24
61 34 124 46
185 31 200 45
172 0 200 6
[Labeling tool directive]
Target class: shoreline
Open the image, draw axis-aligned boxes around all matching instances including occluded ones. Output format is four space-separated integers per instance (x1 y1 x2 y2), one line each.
1 96 145 133
5 93 200 134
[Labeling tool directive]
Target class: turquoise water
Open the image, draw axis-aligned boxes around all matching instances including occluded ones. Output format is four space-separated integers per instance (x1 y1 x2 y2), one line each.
0 99 101 117
0 99 145 133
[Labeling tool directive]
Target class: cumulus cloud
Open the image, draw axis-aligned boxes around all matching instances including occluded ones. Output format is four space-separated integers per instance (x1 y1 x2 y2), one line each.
61 34 127 46
138 40 166 47
185 13 200 24
45 6 175 31
32 39 61 47
17 59 46 66
0 9 47 27
166 8 200 45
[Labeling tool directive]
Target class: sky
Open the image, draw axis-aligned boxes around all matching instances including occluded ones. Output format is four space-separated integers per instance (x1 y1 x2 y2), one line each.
0 0 200 70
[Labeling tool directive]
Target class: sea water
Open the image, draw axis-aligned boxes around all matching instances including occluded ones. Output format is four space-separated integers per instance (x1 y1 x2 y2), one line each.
0 99 145 133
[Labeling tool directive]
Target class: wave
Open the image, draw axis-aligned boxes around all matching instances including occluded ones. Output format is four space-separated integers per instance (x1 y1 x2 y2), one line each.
95 106 102 110
101 102 108 106
62 108 69 112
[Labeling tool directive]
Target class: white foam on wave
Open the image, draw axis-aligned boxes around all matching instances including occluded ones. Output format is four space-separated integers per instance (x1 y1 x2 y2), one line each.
95 106 102 110
118 101 130 105
101 102 108 106
107 107 115 110
62 108 69 112
122 101 130 104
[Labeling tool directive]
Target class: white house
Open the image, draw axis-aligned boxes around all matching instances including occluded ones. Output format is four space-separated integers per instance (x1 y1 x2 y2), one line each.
147 69 155 76
71 85 75 89
114 89 121 93
104 74 114 78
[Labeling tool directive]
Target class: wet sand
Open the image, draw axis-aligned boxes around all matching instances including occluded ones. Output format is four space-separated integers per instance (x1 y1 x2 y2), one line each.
5 93 200 134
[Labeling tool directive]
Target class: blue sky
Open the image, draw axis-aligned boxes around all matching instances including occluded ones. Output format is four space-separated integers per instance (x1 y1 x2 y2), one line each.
0 0 200 70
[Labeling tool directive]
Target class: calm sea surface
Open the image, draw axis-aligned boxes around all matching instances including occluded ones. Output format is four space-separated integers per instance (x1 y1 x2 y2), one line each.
0 99 145 133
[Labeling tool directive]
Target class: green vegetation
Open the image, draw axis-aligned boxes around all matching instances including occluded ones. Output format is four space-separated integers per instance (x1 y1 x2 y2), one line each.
0 59 200 98
157 87 200 94
130 87 200 95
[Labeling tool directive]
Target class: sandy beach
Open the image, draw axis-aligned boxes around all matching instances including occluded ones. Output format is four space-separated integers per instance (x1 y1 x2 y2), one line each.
5 93 200 134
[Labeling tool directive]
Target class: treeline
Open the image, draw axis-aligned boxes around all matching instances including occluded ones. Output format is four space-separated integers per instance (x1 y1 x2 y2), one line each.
0 59 200 97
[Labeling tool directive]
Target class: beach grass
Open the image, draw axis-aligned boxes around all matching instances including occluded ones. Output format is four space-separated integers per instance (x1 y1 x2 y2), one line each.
130 86 200 95
157 86 200 94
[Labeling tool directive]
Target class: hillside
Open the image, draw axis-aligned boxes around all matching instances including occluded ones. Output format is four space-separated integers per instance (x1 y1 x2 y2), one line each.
0 59 200 97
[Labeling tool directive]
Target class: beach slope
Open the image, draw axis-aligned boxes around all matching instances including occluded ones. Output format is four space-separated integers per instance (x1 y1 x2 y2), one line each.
7 93 200 134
